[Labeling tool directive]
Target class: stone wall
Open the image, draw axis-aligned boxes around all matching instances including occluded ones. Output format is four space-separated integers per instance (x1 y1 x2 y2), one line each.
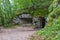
13 13 46 28
13 14 33 24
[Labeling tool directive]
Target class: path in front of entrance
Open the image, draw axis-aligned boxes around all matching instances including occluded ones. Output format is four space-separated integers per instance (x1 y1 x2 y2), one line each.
0 26 37 40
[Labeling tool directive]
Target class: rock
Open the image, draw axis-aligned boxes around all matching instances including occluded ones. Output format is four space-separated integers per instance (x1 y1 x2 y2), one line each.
13 13 46 28
33 17 42 28
13 17 20 24
13 14 32 24
19 14 32 18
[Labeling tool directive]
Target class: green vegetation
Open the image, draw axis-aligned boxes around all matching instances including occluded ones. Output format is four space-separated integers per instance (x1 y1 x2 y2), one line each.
0 0 60 40
31 0 60 40
0 0 52 27
35 16 60 40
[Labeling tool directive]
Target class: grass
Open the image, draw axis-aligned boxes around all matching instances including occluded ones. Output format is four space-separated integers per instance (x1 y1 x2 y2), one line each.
30 16 60 40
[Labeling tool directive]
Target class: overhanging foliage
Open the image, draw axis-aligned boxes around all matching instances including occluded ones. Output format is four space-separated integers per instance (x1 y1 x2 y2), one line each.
0 0 53 27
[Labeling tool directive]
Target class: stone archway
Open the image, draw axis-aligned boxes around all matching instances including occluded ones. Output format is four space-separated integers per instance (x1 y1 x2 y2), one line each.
13 13 33 25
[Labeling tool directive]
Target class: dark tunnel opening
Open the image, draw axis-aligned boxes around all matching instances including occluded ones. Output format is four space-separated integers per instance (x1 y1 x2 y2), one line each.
34 16 46 29
39 16 46 28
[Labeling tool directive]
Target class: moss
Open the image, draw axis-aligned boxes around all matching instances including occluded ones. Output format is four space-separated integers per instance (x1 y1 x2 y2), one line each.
31 16 60 40
49 0 57 12
30 1 60 40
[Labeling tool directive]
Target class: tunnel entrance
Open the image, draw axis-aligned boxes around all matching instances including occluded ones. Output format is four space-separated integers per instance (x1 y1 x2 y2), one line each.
39 16 46 28
13 13 46 28
33 16 46 29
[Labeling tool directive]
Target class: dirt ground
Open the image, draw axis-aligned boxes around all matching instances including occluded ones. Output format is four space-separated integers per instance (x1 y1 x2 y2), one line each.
0 26 37 40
